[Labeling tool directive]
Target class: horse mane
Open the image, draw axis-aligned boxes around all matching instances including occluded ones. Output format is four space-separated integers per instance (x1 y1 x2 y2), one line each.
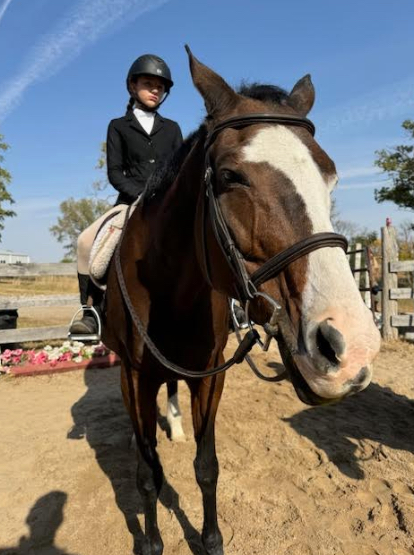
142 82 289 206
142 125 207 206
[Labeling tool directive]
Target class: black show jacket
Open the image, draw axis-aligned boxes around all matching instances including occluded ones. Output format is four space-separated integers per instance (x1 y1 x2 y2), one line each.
106 110 183 205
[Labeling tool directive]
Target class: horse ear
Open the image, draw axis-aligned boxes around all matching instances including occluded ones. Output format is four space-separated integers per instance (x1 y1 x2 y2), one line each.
288 74 315 116
185 44 238 118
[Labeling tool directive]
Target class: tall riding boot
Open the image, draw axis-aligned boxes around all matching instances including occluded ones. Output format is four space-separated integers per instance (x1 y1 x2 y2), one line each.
69 273 101 335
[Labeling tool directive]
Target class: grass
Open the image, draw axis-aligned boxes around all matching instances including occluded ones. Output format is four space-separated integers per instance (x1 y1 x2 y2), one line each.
0 276 78 296
0 277 79 338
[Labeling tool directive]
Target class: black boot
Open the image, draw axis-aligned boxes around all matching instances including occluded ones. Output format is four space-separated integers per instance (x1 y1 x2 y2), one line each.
69 274 101 335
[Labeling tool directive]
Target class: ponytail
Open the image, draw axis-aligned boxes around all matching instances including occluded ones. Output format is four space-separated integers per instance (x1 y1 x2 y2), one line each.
126 96 134 112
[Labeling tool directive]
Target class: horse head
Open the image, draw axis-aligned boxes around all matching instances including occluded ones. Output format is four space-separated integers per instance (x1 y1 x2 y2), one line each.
186 46 381 406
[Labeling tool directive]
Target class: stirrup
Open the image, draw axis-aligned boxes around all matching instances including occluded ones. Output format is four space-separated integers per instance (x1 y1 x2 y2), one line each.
68 305 102 342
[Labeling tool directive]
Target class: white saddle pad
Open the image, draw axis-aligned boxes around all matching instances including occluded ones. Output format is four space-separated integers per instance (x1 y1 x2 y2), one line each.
89 204 136 289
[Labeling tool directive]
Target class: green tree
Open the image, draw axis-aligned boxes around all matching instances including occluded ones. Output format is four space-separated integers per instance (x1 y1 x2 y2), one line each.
91 142 109 195
0 133 16 241
374 119 414 211
50 144 111 260
50 197 111 260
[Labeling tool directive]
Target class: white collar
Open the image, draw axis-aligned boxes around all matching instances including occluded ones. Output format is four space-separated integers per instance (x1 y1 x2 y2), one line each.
133 104 156 118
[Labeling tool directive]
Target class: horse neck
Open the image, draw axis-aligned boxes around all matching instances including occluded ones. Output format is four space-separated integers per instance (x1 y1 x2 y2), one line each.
144 141 207 295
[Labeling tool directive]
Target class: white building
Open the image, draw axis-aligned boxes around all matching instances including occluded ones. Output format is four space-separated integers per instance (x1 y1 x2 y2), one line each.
0 250 30 264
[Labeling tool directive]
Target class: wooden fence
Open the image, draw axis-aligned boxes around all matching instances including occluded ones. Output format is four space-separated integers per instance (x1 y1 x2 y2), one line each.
0 263 77 345
348 242 376 318
381 225 414 341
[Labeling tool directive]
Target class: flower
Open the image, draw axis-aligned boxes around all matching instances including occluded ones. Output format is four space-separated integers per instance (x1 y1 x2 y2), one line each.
0 342 110 369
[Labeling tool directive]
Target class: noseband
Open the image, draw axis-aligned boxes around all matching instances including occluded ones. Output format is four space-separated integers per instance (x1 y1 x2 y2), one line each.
201 113 348 302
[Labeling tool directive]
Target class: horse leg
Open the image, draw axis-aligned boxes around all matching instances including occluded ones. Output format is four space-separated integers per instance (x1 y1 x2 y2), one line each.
166 381 185 442
189 374 225 555
121 362 164 555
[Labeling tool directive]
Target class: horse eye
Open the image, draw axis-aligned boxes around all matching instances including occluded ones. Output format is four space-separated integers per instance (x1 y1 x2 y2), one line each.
220 169 248 187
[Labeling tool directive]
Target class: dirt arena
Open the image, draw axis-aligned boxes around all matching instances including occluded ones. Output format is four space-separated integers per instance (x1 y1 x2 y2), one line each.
1 336 414 555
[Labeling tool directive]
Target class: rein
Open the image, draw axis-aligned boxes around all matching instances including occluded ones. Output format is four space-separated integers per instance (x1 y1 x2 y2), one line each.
114 204 260 378
114 112 348 379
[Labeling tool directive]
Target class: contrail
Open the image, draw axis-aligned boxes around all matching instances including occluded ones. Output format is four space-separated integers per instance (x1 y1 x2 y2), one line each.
317 77 414 134
0 0 13 23
0 0 170 121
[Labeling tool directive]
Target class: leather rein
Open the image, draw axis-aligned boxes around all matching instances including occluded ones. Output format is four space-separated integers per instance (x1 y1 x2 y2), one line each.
114 112 348 379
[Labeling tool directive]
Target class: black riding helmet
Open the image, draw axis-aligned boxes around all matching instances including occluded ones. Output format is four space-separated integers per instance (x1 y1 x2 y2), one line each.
126 54 174 92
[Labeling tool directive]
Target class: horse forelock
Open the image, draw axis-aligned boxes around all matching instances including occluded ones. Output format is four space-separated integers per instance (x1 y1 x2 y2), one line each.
237 82 290 106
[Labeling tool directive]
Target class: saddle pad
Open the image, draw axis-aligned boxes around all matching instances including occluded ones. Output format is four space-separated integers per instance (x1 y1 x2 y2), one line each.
89 205 136 288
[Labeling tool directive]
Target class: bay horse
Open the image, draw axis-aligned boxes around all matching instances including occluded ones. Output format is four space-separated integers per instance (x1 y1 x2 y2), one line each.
102 46 381 555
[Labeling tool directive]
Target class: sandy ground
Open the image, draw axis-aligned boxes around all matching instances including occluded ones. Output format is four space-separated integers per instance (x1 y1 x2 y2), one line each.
1 336 414 555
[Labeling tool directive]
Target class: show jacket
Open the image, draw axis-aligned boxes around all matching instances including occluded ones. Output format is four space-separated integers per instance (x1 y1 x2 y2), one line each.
106 110 183 205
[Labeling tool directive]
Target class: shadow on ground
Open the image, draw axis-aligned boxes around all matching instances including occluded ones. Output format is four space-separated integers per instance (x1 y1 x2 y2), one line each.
285 381 414 479
0 491 78 555
67 366 206 555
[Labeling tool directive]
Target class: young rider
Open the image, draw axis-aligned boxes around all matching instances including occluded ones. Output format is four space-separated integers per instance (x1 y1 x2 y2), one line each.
69 54 183 335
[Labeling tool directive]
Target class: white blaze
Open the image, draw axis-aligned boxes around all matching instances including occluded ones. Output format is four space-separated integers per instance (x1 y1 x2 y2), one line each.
242 126 333 232
242 125 366 330
241 125 380 398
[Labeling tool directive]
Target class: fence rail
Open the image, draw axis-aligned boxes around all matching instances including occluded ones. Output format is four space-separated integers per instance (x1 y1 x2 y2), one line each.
0 294 78 309
0 262 76 278
0 264 77 346
0 326 69 344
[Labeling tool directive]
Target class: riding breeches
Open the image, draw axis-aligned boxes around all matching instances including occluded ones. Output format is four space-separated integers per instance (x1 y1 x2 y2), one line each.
77 204 128 275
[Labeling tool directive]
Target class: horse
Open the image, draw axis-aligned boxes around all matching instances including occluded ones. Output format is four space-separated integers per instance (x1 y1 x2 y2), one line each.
102 46 381 555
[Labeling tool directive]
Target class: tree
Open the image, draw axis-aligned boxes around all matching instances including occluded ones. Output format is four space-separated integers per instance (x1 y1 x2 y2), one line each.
50 144 112 260
330 198 359 239
0 133 16 241
397 220 414 261
50 197 111 260
91 142 109 195
374 119 414 211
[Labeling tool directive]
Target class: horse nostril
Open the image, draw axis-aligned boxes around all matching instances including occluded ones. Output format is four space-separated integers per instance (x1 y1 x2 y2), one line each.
315 319 345 366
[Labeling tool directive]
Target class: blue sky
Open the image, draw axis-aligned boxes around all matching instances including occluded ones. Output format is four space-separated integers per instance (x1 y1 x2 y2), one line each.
0 0 413 262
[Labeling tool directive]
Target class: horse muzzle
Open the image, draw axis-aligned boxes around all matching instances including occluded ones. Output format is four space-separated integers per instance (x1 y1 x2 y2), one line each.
275 307 380 405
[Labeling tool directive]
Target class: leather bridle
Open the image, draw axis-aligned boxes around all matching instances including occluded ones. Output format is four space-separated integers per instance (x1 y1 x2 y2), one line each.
201 113 348 303
114 112 348 379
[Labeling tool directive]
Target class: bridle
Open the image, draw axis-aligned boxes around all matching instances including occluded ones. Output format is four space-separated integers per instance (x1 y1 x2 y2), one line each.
201 113 348 303
114 112 348 379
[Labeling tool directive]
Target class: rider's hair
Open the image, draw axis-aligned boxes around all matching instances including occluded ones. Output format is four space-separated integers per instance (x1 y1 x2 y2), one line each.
126 96 135 112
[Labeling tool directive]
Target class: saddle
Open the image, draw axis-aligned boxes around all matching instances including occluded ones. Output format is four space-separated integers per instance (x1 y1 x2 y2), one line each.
89 204 136 290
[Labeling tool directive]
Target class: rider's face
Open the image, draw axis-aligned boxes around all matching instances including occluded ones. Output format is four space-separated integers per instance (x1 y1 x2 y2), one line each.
131 75 166 109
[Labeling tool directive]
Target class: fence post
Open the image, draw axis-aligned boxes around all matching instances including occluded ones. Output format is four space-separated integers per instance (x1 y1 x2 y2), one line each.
381 225 398 340
352 242 361 286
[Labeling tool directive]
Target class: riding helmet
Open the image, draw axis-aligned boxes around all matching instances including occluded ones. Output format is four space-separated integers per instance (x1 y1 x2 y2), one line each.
126 54 174 92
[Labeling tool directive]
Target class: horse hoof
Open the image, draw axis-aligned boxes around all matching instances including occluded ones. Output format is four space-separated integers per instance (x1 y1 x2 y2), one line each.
143 537 164 555
203 533 224 555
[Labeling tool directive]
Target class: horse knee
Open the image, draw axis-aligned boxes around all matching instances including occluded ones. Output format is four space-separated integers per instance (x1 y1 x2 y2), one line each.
137 448 163 495
194 455 219 489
